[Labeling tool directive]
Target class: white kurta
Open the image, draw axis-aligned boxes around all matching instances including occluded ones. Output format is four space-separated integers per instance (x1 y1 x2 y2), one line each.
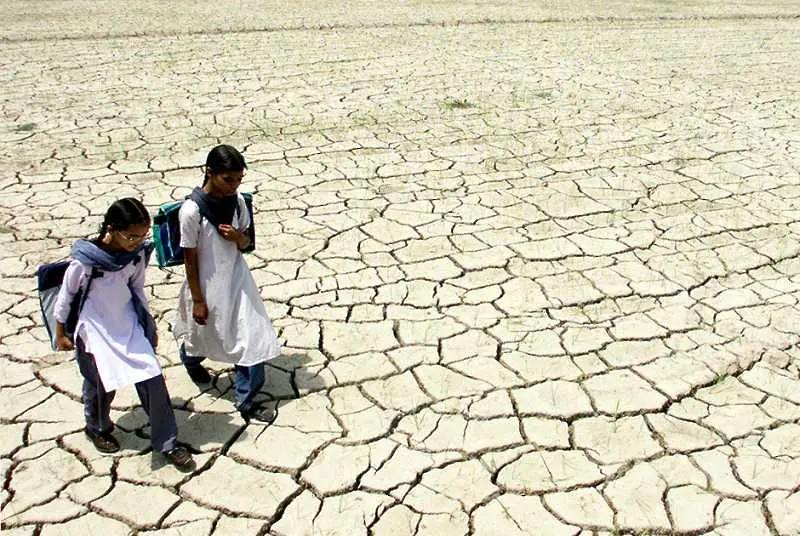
54 252 161 392
172 194 281 366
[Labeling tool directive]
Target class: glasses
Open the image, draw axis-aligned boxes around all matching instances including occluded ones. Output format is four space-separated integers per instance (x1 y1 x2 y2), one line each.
117 230 151 243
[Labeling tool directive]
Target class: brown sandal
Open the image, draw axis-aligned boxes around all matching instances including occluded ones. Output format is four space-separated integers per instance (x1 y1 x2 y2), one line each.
85 428 120 453
164 446 193 467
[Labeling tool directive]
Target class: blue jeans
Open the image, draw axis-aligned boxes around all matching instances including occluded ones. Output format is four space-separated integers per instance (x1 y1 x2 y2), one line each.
179 343 265 411
77 338 177 452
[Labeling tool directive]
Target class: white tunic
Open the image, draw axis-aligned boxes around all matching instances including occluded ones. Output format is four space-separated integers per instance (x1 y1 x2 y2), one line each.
172 194 281 366
54 251 162 392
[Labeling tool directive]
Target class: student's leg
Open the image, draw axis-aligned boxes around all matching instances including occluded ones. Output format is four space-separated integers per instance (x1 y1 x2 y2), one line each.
75 338 116 434
134 375 177 453
234 363 272 423
179 342 211 383
233 363 265 411
75 338 119 453
134 375 192 467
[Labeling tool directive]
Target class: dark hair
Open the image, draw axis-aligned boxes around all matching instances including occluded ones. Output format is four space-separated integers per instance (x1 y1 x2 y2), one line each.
98 197 151 240
203 144 247 185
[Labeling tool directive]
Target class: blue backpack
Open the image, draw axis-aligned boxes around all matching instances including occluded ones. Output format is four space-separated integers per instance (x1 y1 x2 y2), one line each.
152 192 255 268
37 247 157 351
37 261 98 351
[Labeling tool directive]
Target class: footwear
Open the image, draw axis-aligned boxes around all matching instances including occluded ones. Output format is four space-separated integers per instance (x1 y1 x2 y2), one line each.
240 403 275 424
164 446 193 467
85 428 120 453
185 365 211 384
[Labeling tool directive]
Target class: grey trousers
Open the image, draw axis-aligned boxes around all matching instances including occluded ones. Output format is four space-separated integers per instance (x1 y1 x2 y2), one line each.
76 338 177 453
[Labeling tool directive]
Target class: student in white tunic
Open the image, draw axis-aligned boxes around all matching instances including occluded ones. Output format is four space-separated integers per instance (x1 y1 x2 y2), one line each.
54 198 192 467
173 145 282 423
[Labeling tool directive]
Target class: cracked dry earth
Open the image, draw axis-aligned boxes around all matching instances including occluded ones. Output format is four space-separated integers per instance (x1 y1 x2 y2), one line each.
3 3 800 536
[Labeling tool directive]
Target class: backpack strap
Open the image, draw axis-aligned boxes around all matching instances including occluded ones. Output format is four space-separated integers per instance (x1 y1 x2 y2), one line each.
131 242 154 270
77 267 99 315
64 266 99 345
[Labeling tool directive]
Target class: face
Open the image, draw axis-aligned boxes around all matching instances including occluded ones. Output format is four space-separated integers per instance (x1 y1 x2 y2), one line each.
108 222 151 252
206 169 244 197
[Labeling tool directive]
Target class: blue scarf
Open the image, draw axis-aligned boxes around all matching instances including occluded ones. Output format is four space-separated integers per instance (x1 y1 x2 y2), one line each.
71 239 157 347
188 187 238 227
71 239 151 271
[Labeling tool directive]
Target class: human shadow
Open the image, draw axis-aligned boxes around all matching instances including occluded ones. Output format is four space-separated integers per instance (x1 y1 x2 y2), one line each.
211 351 328 420
185 350 322 405
117 351 324 455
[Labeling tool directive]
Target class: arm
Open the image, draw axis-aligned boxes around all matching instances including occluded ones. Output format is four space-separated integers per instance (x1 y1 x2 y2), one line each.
55 321 73 351
184 247 208 324
237 231 250 250
178 202 208 324
53 260 89 350
218 194 250 250
237 194 251 250
217 226 249 249
184 247 204 305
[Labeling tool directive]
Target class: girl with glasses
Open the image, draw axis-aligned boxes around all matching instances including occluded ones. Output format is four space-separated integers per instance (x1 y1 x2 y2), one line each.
53 198 192 468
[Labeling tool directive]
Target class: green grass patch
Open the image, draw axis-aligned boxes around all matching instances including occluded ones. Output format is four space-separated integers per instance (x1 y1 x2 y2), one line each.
442 98 473 109
712 373 730 386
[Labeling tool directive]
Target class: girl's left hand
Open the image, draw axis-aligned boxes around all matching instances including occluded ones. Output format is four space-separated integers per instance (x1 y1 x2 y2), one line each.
56 335 74 351
218 224 243 243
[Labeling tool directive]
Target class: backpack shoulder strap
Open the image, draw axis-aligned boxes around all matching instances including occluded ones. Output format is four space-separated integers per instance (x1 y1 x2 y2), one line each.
234 193 245 220
143 242 154 266
77 267 100 315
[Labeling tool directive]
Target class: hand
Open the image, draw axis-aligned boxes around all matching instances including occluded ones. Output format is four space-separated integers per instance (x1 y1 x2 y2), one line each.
152 332 159 349
192 301 208 325
218 224 244 244
56 336 74 351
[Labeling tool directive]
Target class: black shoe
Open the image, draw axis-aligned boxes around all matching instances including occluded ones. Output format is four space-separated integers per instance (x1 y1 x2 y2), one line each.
85 428 120 453
186 365 211 384
164 446 193 467
240 403 275 424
